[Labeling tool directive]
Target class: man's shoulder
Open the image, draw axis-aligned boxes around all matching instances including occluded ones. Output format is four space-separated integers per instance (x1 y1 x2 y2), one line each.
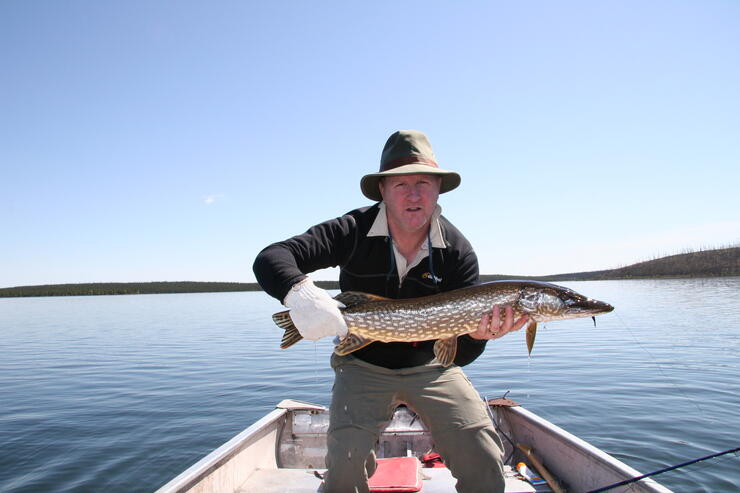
343 203 380 216
438 214 473 250
340 204 381 226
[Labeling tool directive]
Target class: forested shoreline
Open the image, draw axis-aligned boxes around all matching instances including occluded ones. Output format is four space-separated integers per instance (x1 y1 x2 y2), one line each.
2 247 737 298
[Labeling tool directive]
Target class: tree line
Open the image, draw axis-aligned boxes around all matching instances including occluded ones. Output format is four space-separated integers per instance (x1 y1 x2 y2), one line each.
481 246 739 282
1 247 737 298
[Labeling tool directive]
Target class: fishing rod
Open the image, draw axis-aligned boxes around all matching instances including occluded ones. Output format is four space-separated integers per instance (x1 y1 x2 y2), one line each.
586 446 740 493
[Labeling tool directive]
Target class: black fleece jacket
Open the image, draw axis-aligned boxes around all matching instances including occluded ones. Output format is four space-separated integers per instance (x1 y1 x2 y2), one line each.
253 204 487 368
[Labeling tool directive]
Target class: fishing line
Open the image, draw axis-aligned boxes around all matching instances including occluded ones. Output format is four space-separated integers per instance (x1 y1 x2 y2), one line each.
613 312 706 417
313 341 319 388
484 393 517 464
607 312 739 487
586 446 740 492
524 322 545 400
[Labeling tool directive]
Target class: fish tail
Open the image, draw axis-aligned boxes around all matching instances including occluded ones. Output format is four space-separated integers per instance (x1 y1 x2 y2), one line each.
273 310 303 349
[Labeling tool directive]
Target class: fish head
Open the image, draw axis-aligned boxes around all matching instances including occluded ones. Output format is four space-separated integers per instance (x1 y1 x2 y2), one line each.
518 284 614 321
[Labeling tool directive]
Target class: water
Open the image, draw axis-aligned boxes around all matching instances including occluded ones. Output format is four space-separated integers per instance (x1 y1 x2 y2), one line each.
0 279 738 492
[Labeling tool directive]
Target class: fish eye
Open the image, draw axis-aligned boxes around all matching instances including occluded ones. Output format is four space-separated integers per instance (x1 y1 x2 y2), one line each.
558 291 579 303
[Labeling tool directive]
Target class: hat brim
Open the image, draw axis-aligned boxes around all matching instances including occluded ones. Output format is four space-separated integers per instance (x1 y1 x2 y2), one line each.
360 164 461 202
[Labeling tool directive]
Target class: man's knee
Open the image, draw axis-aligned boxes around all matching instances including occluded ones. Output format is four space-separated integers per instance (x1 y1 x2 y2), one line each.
324 428 378 492
435 426 506 493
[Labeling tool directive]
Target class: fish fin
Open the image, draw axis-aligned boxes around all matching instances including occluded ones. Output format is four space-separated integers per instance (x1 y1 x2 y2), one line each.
334 291 390 308
334 333 373 356
526 320 538 355
433 336 458 367
273 310 303 349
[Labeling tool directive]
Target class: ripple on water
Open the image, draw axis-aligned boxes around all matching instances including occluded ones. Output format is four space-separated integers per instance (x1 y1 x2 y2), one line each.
0 282 738 492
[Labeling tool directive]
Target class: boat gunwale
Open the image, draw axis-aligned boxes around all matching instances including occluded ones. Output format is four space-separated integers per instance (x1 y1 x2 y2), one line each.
154 407 287 493
502 406 673 493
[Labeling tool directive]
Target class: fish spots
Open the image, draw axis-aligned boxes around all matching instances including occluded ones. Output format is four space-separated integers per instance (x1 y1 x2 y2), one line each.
335 282 611 347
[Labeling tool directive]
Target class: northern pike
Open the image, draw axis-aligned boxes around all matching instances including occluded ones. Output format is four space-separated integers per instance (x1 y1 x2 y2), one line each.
273 280 614 366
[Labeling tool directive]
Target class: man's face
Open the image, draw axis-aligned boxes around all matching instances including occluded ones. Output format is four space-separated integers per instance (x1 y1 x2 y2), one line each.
379 174 441 236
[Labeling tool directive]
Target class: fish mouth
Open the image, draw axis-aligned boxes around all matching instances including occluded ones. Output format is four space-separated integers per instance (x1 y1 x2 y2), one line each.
568 298 614 315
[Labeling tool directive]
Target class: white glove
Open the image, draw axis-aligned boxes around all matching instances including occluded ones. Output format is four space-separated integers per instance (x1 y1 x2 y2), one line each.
283 278 348 340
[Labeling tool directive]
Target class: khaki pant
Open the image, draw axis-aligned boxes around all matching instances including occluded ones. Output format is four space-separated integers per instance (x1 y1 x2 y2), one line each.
323 353 505 493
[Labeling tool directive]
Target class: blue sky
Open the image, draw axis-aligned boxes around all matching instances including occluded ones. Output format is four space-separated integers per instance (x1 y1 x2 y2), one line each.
1 1 738 288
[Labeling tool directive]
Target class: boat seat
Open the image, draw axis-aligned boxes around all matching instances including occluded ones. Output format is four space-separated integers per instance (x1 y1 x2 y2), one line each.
368 457 422 492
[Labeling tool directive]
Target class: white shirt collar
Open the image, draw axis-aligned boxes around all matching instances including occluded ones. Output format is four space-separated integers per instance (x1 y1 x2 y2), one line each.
367 202 446 249
367 203 446 285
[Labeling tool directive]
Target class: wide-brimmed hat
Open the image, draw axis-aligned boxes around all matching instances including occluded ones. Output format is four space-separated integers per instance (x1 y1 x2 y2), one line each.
360 130 461 201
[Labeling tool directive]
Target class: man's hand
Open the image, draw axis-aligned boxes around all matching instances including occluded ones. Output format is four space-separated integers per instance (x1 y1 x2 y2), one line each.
469 304 529 340
283 278 349 340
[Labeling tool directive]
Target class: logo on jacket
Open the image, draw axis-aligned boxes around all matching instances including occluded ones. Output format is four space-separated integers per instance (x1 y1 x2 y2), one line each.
422 272 442 283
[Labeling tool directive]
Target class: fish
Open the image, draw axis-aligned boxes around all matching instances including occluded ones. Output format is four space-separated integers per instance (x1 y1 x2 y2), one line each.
272 280 614 367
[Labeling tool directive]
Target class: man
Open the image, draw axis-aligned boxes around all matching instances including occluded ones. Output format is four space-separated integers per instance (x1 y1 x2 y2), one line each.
253 130 528 493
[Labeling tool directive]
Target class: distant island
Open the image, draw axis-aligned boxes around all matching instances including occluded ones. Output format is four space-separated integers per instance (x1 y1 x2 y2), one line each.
480 245 739 282
1 246 737 298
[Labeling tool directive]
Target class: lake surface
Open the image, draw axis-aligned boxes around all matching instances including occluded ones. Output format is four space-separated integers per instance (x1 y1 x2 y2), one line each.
1 278 738 492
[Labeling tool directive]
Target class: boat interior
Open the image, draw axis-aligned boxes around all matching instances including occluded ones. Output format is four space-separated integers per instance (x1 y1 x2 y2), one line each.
239 400 558 492
157 399 671 493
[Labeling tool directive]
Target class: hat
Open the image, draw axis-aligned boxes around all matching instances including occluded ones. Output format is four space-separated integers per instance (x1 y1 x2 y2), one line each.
360 130 461 201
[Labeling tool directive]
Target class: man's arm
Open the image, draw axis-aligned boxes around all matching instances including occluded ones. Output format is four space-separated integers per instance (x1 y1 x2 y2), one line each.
253 214 358 340
253 214 357 302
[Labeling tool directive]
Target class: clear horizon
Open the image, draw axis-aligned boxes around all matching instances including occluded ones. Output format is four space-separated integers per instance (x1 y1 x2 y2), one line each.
2 244 736 289
2 2 739 288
